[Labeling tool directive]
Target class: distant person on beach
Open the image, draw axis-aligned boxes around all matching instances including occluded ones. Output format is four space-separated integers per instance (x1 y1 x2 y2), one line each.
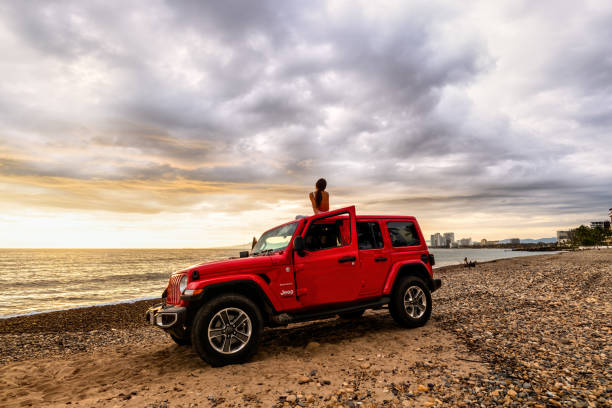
309 178 329 214
464 257 476 268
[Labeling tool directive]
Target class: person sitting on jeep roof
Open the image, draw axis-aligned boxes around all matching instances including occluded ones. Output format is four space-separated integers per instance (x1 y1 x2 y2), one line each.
309 178 329 214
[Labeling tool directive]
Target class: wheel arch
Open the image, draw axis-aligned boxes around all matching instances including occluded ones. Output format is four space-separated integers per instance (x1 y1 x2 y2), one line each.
186 279 276 326
386 262 435 295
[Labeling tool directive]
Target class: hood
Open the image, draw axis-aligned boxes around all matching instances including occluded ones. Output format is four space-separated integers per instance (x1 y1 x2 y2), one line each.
173 253 281 278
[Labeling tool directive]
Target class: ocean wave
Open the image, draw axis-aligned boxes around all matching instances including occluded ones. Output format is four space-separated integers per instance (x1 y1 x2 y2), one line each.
0 296 159 319
0 271 172 289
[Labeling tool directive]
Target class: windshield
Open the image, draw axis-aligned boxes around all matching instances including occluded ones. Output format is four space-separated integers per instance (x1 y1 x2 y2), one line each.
252 221 299 255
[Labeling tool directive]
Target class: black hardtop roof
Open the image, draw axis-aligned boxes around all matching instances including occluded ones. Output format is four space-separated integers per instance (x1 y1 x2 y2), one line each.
356 215 417 220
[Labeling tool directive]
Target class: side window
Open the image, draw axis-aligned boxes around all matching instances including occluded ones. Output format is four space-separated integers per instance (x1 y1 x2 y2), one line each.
371 222 384 248
304 213 352 251
357 222 384 250
387 221 420 247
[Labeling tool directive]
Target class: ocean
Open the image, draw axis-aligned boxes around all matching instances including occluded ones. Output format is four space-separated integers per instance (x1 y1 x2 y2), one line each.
429 247 560 267
0 247 559 318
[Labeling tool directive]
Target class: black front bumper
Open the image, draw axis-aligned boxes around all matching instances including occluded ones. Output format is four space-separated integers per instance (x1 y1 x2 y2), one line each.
145 303 186 329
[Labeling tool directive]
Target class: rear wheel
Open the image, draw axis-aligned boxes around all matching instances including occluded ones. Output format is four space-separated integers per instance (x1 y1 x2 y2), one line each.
389 276 432 328
191 294 263 366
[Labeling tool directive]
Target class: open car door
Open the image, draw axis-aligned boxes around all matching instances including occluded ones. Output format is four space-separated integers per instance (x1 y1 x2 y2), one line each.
294 206 359 308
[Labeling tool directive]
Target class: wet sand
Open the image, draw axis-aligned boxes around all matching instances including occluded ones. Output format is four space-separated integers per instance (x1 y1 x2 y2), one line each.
0 250 610 407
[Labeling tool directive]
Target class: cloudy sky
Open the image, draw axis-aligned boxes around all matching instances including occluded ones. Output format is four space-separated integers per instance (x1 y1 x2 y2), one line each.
1 0 611 248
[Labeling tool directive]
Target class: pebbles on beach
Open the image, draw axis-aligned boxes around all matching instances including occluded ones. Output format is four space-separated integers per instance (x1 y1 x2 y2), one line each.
430 250 611 407
0 250 610 407
0 300 161 364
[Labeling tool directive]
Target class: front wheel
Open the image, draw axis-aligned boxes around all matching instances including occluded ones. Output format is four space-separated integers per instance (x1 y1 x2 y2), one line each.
191 294 263 366
389 276 432 328
168 326 191 346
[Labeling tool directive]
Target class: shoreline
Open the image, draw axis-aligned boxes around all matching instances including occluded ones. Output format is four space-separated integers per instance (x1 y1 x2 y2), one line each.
0 298 159 336
0 252 552 341
0 296 159 320
0 251 563 319
0 262 485 321
1 250 610 407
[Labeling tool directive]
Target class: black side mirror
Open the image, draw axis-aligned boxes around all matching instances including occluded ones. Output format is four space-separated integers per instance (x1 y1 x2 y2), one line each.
239 251 249 258
293 236 305 257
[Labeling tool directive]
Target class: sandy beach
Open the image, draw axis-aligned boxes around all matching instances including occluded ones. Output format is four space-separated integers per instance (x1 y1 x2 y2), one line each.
1 250 610 407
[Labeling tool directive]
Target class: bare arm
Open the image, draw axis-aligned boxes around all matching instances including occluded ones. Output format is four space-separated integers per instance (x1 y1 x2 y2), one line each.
309 192 317 214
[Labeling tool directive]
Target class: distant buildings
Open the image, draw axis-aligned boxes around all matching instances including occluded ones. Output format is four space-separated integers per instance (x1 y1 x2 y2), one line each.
591 221 611 230
429 207 612 249
609 208 612 244
458 237 472 247
555 208 612 246
443 232 455 247
557 230 572 244
429 232 455 248
429 234 510 247
430 233 444 248
591 219 612 245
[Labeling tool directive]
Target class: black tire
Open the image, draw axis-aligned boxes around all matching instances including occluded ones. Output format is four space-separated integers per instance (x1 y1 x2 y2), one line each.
168 327 191 346
338 309 365 319
191 294 263 367
389 276 432 328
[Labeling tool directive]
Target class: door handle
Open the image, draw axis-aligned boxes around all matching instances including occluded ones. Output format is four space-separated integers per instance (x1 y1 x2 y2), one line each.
338 256 356 263
375 257 388 262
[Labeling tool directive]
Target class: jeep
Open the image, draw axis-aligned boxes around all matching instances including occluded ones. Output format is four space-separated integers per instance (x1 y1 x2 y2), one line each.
146 206 441 366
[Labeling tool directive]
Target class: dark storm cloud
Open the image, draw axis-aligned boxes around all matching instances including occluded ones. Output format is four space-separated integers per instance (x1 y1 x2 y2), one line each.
0 0 611 223
0 2 106 59
166 0 294 44
364 178 612 220
241 87 324 129
91 123 224 164
540 11 612 95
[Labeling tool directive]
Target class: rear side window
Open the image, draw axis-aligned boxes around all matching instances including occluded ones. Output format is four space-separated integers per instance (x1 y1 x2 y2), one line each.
357 222 384 250
387 221 420 247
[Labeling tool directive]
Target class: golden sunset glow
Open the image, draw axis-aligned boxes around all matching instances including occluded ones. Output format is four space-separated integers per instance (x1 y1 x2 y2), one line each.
1 1 610 248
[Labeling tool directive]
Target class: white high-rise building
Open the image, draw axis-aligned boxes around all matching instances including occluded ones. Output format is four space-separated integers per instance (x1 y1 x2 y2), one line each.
430 232 455 247
430 233 443 247
443 232 455 247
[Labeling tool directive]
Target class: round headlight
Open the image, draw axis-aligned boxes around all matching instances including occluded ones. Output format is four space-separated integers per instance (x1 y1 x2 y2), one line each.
179 275 188 293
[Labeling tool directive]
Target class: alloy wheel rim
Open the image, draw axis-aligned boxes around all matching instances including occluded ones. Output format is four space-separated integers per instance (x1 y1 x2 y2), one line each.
207 307 252 354
403 285 427 319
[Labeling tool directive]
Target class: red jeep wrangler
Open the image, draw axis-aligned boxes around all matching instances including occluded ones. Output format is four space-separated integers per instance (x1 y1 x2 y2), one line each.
146 206 440 366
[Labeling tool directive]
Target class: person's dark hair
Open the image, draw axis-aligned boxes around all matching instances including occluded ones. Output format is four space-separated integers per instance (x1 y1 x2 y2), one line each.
315 178 327 208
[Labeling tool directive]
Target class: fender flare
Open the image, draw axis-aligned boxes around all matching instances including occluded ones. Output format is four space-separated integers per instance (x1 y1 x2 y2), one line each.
181 275 280 314
382 261 434 295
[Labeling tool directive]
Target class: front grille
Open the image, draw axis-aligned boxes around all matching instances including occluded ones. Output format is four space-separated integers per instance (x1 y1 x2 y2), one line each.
167 274 183 305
